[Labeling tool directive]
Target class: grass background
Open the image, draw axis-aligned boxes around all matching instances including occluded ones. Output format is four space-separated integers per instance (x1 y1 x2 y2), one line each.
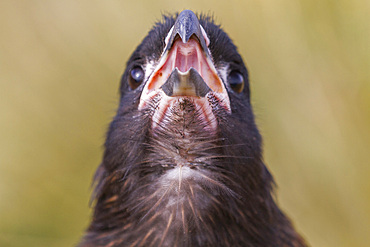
0 0 369 246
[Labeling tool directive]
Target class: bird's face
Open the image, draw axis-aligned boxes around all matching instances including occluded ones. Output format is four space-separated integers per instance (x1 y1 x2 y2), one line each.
108 10 261 176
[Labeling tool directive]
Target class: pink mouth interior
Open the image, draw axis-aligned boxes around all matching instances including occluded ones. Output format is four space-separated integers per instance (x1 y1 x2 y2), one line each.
147 38 223 93
174 39 200 73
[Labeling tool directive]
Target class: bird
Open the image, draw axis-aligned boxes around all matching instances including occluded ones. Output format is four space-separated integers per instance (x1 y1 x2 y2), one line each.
79 10 307 247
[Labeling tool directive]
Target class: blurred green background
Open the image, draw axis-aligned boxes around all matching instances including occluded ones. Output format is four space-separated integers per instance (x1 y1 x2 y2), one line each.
0 0 369 246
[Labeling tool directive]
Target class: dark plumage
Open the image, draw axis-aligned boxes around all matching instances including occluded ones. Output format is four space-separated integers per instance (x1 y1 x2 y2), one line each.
79 10 307 247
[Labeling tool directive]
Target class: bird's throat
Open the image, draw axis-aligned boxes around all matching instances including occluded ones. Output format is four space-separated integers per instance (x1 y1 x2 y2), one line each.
148 96 221 167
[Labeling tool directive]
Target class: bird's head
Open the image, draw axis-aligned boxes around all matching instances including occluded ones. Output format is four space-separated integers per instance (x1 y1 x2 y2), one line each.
106 10 262 176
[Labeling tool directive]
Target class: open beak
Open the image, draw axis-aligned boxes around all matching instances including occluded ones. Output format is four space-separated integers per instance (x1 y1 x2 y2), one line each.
139 10 231 115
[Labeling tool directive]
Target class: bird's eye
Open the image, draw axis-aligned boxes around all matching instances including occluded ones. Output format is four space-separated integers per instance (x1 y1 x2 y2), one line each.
129 66 145 90
228 71 244 93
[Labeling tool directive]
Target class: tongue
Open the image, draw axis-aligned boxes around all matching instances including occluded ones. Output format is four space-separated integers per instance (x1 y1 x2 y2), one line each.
161 68 211 97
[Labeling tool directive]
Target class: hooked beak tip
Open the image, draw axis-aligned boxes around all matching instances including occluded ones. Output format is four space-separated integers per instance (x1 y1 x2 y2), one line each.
165 10 208 53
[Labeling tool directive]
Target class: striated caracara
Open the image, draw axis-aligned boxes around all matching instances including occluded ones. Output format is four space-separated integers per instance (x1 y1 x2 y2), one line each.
79 10 307 247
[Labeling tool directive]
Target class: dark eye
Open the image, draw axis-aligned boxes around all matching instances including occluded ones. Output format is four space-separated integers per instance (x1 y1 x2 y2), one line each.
228 71 244 93
129 66 145 89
